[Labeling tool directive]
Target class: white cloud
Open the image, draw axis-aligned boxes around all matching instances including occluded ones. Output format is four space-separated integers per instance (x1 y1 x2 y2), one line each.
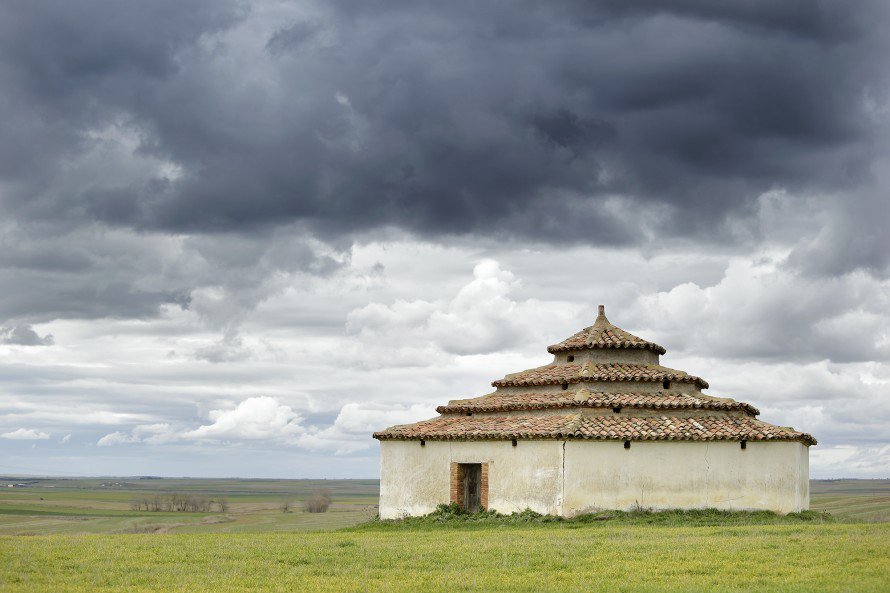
346 259 581 363
184 397 304 441
97 397 305 446
61 434 71 443
1 428 50 440
298 403 433 454
630 256 890 362
811 445 890 478
96 431 135 447
4 238 888 477
93 396 429 455
1 404 153 426
97 423 178 446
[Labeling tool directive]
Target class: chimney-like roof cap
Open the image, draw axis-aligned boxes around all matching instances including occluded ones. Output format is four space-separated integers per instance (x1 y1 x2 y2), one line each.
547 305 667 355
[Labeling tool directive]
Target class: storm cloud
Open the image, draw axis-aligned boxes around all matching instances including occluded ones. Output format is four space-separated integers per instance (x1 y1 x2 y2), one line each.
0 1 887 478
2 1 887 244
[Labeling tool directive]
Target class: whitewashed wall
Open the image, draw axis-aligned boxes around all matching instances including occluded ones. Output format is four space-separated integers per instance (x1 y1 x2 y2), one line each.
562 440 809 515
378 439 809 519
378 440 563 519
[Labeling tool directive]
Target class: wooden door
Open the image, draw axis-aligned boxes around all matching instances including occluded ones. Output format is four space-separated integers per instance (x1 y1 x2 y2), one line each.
462 464 481 513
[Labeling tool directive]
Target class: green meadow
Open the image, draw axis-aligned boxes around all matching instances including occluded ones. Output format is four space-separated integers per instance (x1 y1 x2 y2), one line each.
0 478 888 592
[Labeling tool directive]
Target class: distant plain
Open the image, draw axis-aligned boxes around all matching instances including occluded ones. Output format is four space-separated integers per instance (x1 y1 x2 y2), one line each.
1 478 888 592
0 477 379 535
0 477 887 535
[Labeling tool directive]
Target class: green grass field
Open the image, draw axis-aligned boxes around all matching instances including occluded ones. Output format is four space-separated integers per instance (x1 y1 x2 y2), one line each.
0 478 888 592
1 522 887 592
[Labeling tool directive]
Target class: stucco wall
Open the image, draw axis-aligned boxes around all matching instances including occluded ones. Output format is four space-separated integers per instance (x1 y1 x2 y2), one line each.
378 439 809 518
563 440 809 515
553 349 660 365
378 440 563 519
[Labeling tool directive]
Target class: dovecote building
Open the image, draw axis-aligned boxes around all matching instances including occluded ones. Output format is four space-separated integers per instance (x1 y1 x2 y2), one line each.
374 306 815 518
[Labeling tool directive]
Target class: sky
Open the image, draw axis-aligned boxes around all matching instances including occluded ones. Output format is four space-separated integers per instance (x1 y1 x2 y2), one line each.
0 0 888 479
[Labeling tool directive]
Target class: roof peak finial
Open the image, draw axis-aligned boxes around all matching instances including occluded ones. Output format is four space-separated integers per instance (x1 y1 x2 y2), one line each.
591 304 609 330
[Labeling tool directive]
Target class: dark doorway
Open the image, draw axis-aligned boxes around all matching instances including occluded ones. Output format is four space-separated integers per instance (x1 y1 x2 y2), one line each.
461 463 482 513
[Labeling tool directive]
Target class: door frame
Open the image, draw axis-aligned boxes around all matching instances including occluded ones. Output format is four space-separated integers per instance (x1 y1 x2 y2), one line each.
450 461 489 512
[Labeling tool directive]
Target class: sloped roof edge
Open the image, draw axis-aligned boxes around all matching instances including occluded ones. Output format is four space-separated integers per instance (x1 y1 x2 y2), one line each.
374 414 816 446
492 362 709 389
436 390 758 415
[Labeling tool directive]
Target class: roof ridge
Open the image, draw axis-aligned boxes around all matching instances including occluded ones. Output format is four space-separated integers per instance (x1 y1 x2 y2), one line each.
573 386 592 402
564 413 583 435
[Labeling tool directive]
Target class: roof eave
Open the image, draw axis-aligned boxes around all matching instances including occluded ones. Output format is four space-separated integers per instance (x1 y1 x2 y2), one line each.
435 401 759 416
374 434 817 445
491 376 710 389
546 343 667 355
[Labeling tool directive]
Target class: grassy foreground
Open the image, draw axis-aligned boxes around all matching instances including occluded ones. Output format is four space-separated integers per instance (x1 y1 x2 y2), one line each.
1 480 888 592
2 522 888 592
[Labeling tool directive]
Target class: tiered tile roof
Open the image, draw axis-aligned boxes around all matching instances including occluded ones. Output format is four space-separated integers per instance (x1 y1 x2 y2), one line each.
374 413 816 445
373 306 815 446
492 362 709 389
436 389 759 415
547 305 666 354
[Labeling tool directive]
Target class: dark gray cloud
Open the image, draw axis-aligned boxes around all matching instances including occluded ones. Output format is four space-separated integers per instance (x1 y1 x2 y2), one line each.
1 0 886 257
0 0 887 335
1 1 887 479
570 0 869 41
0 219 345 324
0 325 54 346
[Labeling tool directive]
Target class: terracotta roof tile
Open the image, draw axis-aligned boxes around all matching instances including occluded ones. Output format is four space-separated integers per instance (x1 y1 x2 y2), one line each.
436 389 758 415
374 414 816 445
547 307 666 354
492 362 709 389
